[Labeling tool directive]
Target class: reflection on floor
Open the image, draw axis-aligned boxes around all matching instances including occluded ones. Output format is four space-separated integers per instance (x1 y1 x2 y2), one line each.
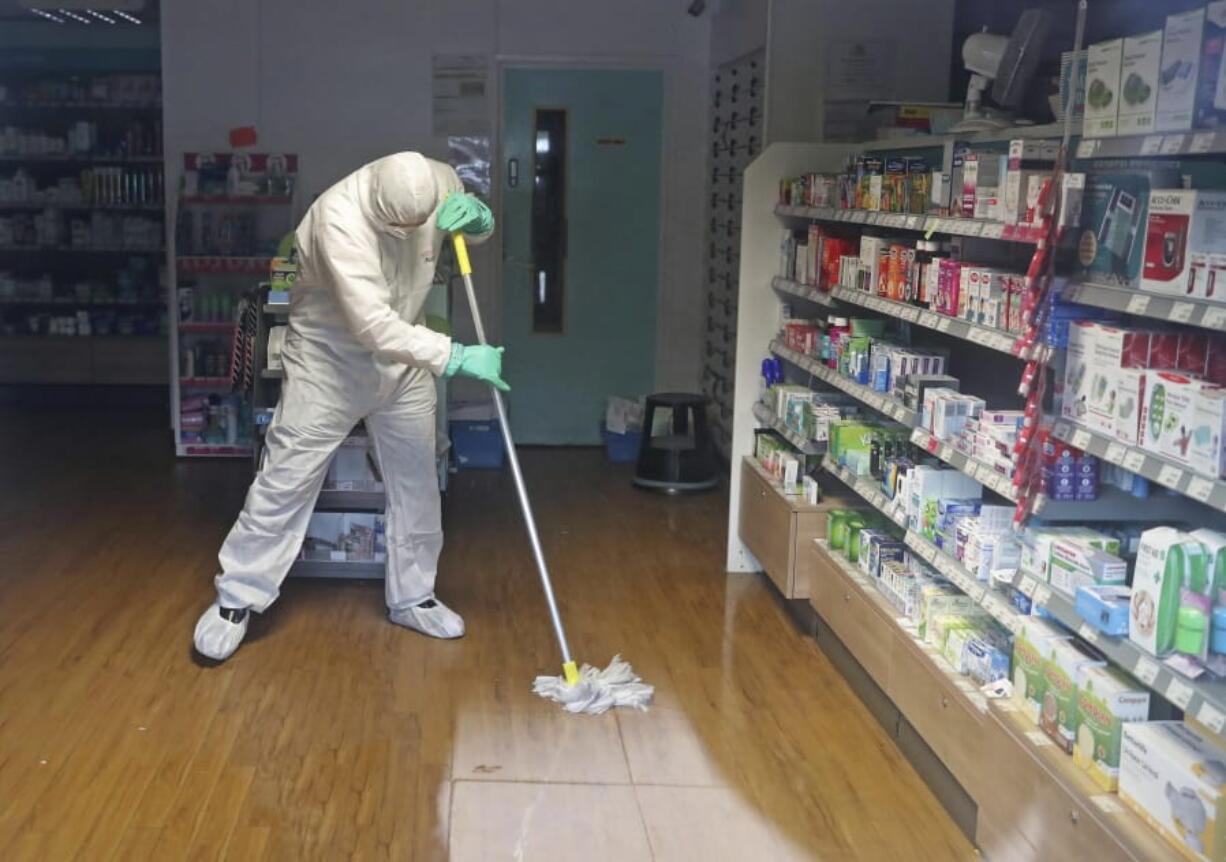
0 407 976 860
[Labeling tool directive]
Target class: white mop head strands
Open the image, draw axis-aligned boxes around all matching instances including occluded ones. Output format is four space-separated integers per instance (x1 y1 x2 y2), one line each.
533 655 654 715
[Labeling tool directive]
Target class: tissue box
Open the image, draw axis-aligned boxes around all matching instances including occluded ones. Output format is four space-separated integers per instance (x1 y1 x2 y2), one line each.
1120 721 1226 862
1076 585 1133 636
1074 665 1151 792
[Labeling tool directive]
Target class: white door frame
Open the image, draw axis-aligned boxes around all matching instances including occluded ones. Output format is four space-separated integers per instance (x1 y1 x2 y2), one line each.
488 55 675 375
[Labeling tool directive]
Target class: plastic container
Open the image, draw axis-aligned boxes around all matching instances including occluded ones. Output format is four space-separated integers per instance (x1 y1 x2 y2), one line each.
450 419 505 470
602 425 641 463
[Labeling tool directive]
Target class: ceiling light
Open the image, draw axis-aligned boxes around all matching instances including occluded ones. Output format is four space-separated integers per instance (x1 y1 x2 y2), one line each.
58 8 93 23
87 9 116 23
113 9 142 24
30 8 65 22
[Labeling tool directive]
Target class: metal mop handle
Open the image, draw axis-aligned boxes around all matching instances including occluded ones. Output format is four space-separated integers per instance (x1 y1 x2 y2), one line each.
450 234 580 686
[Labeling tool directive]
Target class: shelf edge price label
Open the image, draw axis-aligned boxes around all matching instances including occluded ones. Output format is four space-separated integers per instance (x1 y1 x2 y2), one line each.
1126 294 1151 316
1075 139 1099 159
1166 677 1195 710
1018 576 1037 598
937 318 953 333
1122 450 1146 473
1090 795 1124 815
1104 442 1127 464
1071 429 1092 450
1204 307 1226 330
1140 135 1164 155
1052 420 1071 438
1161 134 1187 155
1190 132 1216 154
1199 701 1226 735
1157 463 1185 490
1171 302 1195 324
1033 585 1052 607
1188 476 1215 503
1078 622 1100 645
1134 656 1160 686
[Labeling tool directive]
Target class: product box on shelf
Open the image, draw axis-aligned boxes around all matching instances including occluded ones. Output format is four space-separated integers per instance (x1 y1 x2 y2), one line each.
1189 385 1226 479
1118 30 1164 136
1119 721 1226 862
1003 139 1058 224
1157 8 1208 133
1048 536 1128 596
1074 665 1151 792
1197 2 1226 130
1040 638 1106 754
1077 167 1180 288
1140 372 1204 465
1076 584 1133 636
1131 527 1210 658
1086 39 1125 138
1012 618 1073 727
1142 190 1226 298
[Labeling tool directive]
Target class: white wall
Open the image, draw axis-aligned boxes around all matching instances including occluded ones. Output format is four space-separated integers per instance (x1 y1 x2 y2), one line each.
161 0 710 395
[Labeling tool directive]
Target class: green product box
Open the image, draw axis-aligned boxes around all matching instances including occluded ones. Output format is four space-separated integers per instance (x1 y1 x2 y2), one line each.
1011 618 1072 726
1073 665 1151 792
1039 639 1106 754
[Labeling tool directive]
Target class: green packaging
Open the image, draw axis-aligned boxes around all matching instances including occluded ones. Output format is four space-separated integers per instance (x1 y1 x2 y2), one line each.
1039 638 1105 754
1011 618 1071 726
1074 665 1150 792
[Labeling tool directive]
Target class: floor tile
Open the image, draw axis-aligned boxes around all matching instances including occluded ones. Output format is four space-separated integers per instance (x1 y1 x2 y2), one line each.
636 785 817 861
452 706 631 784
617 705 728 787
449 781 652 861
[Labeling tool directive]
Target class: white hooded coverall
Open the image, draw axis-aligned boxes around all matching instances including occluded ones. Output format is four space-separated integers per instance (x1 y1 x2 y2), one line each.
213 152 484 614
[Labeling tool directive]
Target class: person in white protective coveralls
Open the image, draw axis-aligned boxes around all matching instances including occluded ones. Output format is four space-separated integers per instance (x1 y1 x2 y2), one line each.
193 152 507 662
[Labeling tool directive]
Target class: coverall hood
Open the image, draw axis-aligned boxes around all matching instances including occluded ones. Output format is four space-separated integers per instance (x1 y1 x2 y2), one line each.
360 152 440 238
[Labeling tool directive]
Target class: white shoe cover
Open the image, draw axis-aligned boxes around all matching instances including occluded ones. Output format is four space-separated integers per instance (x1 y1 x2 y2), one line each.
193 602 249 661
389 598 465 639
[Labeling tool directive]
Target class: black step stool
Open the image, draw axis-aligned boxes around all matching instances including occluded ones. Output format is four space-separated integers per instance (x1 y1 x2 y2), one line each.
632 392 719 494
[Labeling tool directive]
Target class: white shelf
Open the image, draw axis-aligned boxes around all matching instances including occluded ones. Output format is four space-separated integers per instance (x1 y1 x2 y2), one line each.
752 400 823 455
857 122 1072 153
775 204 1047 245
1062 281 1226 334
1051 419 1226 515
821 456 1024 636
828 284 1045 359
1076 130 1226 160
771 276 834 307
1011 569 1226 736
770 339 919 425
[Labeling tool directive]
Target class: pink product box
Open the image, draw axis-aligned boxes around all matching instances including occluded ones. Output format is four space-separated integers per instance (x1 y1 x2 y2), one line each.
936 260 962 316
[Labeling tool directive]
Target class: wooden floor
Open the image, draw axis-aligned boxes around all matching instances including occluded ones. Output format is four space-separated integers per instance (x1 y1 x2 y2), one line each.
0 406 976 861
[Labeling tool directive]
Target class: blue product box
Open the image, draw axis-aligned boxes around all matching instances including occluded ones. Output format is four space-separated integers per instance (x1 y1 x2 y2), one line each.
1009 587 1034 616
1214 606 1226 655
964 637 1012 685
450 419 505 469
1074 584 1131 636
1045 470 1076 501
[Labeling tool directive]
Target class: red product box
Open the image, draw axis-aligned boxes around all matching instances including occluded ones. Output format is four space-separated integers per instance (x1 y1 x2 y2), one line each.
1207 337 1226 386
1147 330 1180 369
1093 324 1155 369
1178 331 1210 376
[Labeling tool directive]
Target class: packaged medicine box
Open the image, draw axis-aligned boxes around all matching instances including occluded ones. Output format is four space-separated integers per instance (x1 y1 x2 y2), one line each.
1196 2 1226 131
1085 38 1125 137
1142 190 1226 298
1073 665 1150 792
1118 30 1164 136
1156 7 1207 133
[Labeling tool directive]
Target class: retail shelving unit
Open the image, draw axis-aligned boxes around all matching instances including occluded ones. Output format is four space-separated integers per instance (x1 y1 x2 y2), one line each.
728 130 1226 858
702 49 765 458
0 71 167 385
169 152 297 458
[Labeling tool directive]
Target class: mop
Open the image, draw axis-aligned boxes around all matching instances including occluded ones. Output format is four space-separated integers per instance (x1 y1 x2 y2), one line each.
450 232 653 715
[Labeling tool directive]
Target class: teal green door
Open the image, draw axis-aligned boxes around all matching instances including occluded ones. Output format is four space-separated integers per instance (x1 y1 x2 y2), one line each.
501 67 662 444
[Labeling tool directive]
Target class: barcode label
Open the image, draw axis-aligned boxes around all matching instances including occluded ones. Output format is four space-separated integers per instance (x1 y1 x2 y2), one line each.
1198 701 1226 734
1157 464 1184 489
1189 477 1215 503
1071 429 1092 450
1104 443 1126 464
1161 135 1186 155
1126 294 1151 315
1171 302 1195 323
1134 656 1160 686
1167 678 1194 710
1140 136 1163 155
1190 132 1216 154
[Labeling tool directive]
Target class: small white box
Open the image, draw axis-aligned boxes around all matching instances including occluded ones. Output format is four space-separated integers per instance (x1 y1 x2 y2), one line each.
1142 190 1226 297
1086 39 1125 137
1118 30 1164 136
1140 372 1203 466
1119 721 1226 862
1156 8 1207 133
1189 384 1226 479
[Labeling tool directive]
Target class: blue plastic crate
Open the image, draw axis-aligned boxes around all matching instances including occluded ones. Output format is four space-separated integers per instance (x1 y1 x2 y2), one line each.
602 426 642 463
450 419 505 470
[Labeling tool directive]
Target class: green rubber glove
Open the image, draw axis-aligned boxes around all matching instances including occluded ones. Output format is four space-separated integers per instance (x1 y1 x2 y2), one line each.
443 343 509 391
436 193 494 235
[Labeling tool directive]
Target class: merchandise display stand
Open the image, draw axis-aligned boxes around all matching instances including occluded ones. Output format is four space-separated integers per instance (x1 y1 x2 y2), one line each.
730 119 1226 856
169 152 297 458
0 71 166 385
